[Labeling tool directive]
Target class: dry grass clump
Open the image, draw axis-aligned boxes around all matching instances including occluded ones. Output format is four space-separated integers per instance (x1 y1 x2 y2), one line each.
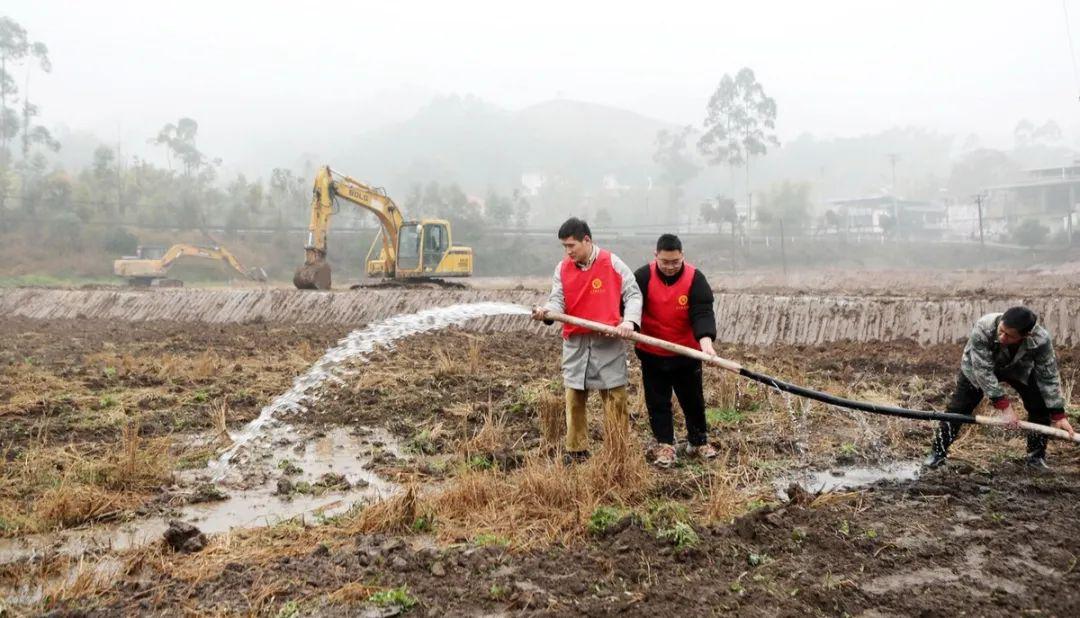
537 390 564 449
210 398 233 447
466 339 483 373
144 517 321 585
433 347 457 377
0 366 77 416
343 403 654 550
35 557 117 609
703 467 745 523
2 422 173 534
156 351 225 382
349 486 418 534
417 415 653 550
87 422 174 492
458 409 510 455
328 581 381 604
33 484 131 529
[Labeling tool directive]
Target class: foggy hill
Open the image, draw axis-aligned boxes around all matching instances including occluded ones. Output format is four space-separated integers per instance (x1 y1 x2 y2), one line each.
333 95 677 195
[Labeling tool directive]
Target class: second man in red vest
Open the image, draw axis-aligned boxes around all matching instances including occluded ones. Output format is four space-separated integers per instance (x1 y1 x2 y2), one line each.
634 234 718 467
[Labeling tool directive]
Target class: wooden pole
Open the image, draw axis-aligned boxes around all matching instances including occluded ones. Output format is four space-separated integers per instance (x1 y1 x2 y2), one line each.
539 310 1079 445
542 310 743 373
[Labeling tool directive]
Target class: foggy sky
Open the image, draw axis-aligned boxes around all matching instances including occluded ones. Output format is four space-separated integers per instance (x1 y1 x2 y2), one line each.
8 0 1080 173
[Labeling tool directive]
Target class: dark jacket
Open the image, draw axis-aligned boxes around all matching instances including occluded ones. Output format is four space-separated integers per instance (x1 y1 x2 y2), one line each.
634 263 716 365
961 313 1064 413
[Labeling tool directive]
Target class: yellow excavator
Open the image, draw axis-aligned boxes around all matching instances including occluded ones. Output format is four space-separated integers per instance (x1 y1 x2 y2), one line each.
293 165 473 289
113 244 268 287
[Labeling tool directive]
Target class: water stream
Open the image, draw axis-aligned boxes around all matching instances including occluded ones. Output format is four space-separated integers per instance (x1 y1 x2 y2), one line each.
211 301 530 480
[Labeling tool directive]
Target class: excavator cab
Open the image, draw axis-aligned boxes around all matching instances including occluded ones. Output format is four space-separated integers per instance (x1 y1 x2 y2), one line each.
393 220 464 277
136 245 167 260
395 221 451 275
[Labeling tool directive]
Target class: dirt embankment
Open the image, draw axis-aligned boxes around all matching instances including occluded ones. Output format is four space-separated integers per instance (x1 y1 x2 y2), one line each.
4 287 1080 345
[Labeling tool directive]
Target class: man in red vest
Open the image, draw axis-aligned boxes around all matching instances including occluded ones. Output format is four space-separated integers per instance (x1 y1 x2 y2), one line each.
634 234 718 467
531 217 642 462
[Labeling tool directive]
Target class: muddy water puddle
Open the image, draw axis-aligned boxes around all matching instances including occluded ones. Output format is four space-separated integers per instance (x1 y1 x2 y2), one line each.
774 460 922 500
0 427 398 567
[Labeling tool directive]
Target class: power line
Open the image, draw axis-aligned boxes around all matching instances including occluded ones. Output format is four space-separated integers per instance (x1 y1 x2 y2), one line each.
1064 0 1080 102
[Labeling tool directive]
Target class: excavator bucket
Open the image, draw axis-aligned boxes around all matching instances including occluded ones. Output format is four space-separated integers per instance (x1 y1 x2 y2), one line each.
248 267 269 283
293 261 332 290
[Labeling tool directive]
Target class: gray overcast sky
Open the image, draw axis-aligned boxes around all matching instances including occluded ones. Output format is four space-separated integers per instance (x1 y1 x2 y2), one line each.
8 0 1080 169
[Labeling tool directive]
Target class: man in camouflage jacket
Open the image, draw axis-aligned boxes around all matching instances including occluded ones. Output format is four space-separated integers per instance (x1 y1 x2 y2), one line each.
926 306 1075 469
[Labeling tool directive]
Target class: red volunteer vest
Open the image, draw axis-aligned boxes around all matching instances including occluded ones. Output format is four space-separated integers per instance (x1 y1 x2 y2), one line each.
560 250 623 339
637 261 698 356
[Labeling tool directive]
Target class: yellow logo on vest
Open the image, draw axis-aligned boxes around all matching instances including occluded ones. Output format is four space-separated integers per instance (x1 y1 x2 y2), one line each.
677 294 689 306
591 278 603 290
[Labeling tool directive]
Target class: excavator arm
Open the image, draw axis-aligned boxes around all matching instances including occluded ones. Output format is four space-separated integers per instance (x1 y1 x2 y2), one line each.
159 245 266 281
294 165 406 289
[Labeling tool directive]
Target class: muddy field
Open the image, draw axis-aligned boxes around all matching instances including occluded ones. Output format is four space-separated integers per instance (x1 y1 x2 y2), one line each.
2 298 1080 616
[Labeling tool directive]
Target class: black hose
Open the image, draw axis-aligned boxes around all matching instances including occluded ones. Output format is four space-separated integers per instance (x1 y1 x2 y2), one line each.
738 367 978 425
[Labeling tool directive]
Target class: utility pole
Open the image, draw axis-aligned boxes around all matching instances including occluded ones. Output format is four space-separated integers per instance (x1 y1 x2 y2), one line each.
1068 184 1076 245
116 123 124 218
0 55 6 157
887 153 900 234
779 218 788 276
731 215 737 273
975 193 986 265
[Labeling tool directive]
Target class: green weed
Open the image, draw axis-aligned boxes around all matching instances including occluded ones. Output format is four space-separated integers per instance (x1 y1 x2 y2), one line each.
587 505 624 536
367 586 417 609
657 521 700 550
706 407 745 425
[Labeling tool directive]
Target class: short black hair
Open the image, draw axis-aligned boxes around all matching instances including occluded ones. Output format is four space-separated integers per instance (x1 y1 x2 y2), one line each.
656 234 682 252
1001 306 1038 334
558 217 591 241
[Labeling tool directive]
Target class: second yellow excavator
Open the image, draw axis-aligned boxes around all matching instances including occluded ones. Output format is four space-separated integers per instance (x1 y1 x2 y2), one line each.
113 244 268 287
293 166 473 289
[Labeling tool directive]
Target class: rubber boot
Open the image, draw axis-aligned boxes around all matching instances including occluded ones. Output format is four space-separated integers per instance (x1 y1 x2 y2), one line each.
924 424 953 468
1025 433 1049 470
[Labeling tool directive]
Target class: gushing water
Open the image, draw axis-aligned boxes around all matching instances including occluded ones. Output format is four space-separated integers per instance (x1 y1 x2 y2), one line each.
211 302 529 476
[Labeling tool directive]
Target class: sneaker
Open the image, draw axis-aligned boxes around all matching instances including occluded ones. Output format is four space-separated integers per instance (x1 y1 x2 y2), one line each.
686 443 718 459
922 451 948 469
653 444 677 468
1025 454 1050 470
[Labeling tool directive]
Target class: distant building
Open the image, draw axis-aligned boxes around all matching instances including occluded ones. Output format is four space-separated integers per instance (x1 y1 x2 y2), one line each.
828 194 947 238
985 161 1080 239
601 174 630 192
519 172 546 197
